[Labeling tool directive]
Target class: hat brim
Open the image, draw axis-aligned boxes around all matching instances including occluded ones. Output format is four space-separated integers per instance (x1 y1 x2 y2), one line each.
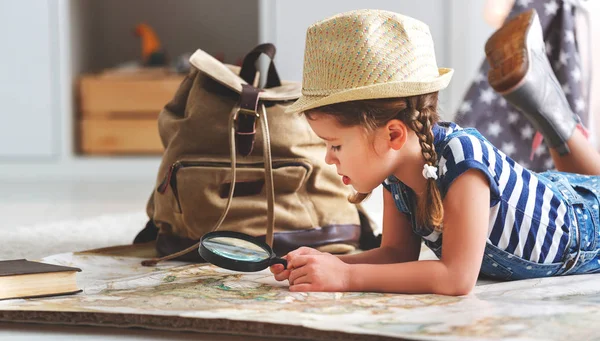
285 68 454 115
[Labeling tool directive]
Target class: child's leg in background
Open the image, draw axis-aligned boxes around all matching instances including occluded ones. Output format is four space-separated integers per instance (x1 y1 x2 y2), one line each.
550 129 600 175
485 9 600 176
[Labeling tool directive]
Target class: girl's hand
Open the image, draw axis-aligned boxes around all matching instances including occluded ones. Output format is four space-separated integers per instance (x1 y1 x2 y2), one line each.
270 247 324 282
287 253 352 292
269 255 290 281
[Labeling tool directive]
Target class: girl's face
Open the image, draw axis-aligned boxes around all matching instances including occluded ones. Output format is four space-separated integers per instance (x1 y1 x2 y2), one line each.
306 114 401 193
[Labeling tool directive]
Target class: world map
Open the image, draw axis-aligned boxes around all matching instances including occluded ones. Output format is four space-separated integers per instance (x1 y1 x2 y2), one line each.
1 252 599 340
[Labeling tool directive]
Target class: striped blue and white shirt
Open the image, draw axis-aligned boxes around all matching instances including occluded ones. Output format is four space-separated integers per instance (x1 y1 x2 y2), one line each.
383 122 572 264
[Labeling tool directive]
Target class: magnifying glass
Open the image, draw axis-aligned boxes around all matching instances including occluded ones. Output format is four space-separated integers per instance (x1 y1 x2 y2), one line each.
198 231 287 272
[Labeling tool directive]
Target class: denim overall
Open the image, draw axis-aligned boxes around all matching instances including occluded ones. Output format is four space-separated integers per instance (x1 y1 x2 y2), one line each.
386 128 600 280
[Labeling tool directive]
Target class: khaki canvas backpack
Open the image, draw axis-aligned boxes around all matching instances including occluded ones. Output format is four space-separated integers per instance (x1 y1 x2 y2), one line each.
139 44 378 264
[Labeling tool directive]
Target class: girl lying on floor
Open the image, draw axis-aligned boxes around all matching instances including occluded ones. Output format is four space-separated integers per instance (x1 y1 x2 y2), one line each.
271 9 600 295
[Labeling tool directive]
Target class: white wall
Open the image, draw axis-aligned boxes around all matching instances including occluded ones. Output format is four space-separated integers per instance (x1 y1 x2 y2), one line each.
578 0 600 149
261 0 452 114
0 0 60 159
448 0 495 118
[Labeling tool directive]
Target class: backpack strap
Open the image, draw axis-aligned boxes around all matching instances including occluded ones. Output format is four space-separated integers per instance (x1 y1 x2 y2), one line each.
234 85 275 246
237 44 282 156
236 84 260 156
258 101 276 246
239 43 282 89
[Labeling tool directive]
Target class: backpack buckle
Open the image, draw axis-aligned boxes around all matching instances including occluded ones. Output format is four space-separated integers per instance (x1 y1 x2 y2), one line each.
236 107 259 118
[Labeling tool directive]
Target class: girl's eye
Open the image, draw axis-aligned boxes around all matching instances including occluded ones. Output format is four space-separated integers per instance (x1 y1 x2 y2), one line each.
331 145 341 151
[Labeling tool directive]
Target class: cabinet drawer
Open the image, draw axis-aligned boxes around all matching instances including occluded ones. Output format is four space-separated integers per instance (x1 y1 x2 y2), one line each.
79 118 163 155
79 74 184 116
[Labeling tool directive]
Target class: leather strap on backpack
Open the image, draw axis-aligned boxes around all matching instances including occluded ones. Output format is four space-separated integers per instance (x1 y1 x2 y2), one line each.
142 85 275 266
239 43 281 89
236 43 281 157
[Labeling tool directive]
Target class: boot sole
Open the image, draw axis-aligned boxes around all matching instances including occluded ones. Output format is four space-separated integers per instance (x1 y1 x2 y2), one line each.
485 9 537 94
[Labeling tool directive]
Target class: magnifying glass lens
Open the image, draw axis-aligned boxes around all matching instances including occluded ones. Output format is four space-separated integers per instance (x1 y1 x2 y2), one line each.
203 237 270 262
199 232 287 272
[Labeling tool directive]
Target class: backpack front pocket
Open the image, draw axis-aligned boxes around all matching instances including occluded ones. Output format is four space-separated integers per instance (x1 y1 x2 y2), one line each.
156 157 317 239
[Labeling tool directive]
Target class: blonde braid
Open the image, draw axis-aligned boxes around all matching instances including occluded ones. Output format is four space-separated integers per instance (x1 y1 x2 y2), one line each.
407 97 444 231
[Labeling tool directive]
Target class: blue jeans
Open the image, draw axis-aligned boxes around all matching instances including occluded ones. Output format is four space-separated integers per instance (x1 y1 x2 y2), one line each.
480 171 600 280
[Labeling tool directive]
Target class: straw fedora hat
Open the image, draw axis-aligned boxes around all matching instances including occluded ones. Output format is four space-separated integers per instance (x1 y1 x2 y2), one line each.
286 9 453 115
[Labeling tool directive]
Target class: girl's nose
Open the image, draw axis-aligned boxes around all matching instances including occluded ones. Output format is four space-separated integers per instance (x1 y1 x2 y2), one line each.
324 150 337 165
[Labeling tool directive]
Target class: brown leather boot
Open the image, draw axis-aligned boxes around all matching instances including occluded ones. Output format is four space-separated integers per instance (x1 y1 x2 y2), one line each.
485 9 580 155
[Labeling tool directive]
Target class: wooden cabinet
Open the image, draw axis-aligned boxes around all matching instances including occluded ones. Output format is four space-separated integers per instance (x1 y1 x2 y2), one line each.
78 71 184 155
73 0 259 156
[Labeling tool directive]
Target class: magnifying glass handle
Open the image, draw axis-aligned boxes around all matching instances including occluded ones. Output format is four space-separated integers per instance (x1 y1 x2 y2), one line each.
270 257 287 269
